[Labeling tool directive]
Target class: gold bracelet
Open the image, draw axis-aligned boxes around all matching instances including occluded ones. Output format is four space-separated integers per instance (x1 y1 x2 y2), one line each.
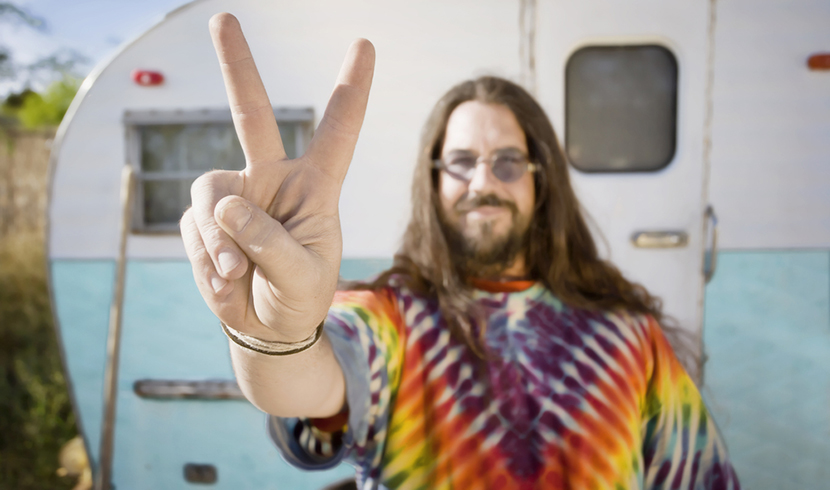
220 320 324 356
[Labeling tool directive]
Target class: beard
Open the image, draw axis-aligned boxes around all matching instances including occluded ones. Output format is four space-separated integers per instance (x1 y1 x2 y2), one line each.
438 193 531 279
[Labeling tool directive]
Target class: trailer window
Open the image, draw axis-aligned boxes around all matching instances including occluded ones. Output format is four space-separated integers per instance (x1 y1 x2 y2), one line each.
125 108 313 232
565 45 677 172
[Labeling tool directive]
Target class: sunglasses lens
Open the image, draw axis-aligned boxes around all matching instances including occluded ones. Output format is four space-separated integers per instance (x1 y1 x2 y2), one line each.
439 154 531 183
445 156 477 180
492 156 524 183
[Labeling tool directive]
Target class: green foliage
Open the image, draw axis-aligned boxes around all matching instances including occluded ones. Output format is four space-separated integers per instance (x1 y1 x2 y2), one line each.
0 4 83 489
0 2 86 106
0 233 77 490
3 77 80 129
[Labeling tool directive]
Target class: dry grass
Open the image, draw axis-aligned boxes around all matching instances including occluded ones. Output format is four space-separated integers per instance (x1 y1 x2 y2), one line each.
0 231 77 490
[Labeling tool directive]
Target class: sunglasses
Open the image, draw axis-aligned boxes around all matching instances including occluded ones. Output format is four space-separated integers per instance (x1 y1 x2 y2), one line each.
434 150 539 183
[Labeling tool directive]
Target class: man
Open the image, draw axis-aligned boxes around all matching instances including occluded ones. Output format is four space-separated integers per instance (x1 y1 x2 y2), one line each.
181 13 739 489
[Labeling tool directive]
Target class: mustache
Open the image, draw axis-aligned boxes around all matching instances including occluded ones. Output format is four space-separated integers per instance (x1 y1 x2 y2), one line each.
454 194 518 214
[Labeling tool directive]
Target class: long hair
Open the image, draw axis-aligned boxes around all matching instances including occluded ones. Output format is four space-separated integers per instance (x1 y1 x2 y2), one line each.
355 76 696 376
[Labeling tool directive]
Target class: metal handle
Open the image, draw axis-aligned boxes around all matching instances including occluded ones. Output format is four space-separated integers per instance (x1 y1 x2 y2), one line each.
133 379 245 400
631 230 689 248
703 205 719 283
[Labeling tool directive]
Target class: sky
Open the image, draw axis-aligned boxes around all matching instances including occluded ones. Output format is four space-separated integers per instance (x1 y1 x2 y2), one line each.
1 0 191 95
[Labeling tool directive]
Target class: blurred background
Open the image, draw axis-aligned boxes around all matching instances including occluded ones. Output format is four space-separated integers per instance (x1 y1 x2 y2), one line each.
1 1 829 490
1 2 188 488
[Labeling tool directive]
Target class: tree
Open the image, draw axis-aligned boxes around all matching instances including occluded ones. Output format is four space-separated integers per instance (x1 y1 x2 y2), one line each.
0 2 86 129
8 75 80 128
0 2 46 82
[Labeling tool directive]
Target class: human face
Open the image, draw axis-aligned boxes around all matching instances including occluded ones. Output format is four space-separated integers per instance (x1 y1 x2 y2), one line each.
438 101 536 277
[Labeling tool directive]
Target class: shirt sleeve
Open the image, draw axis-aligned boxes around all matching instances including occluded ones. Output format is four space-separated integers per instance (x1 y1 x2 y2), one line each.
640 316 741 490
269 287 406 476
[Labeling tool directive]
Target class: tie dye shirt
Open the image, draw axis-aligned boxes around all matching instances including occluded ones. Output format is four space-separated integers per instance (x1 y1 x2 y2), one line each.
269 280 739 489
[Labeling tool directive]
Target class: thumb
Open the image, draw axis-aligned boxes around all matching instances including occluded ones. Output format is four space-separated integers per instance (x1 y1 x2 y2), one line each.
214 196 307 281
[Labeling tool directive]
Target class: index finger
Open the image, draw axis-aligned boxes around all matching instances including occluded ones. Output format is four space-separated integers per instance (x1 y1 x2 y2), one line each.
210 13 285 166
305 38 376 182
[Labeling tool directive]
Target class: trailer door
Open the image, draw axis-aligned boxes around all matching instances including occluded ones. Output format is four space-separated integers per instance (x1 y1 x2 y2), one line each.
535 0 713 377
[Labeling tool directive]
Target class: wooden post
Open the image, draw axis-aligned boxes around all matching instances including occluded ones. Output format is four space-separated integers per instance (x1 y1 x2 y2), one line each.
94 166 135 490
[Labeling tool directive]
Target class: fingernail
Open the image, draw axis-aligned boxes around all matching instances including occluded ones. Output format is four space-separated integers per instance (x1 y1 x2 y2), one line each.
220 202 252 233
210 274 228 293
218 249 240 274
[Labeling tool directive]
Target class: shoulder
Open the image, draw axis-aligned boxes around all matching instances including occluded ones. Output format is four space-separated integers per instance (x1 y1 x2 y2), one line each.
601 309 699 388
331 287 400 323
569 306 668 382
334 276 403 303
335 274 436 314
331 278 430 329
570 304 657 346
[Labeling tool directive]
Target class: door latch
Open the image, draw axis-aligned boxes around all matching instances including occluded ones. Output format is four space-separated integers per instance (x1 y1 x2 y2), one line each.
630 231 688 248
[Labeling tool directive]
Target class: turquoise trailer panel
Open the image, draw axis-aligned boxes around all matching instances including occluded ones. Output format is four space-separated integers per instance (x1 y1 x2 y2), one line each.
52 258 390 489
51 260 115 465
704 251 830 489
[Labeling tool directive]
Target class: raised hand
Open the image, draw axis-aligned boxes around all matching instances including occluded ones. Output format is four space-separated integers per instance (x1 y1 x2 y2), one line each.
181 13 375 343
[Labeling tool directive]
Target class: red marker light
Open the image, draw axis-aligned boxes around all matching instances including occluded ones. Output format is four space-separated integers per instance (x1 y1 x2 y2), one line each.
807 53 830 71
132 70 164 86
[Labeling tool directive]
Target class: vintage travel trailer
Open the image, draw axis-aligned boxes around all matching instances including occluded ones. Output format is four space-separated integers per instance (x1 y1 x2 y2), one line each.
48 0 829 488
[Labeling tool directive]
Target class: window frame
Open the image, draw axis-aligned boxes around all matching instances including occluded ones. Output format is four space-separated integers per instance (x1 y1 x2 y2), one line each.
564 43 679 174
124 107 314 233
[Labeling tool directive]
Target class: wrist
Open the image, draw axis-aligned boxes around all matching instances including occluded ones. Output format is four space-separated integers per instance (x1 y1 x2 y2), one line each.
226 318 324 343
221 320 325 356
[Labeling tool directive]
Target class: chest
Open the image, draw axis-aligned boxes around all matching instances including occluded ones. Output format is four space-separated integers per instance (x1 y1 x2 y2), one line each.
397 298 649 450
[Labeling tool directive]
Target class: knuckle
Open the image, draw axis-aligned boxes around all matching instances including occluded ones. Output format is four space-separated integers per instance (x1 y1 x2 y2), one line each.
180 214 202 252
202 225 231 252
197 259 216 282
180 206 198 228
180 208 192 228
320 110 359 138
243 216 282 259
190 171 211 193
191 169 230 199
255 224 277 250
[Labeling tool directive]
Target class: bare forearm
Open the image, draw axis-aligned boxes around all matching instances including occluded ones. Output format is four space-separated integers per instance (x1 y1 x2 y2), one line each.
182 15 372 421
229 333 346 418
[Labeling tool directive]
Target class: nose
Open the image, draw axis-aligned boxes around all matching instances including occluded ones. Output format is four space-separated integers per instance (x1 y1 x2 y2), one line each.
466 160 500 194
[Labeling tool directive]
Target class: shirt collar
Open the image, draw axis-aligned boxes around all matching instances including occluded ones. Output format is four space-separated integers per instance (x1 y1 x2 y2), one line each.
468 277 537 293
